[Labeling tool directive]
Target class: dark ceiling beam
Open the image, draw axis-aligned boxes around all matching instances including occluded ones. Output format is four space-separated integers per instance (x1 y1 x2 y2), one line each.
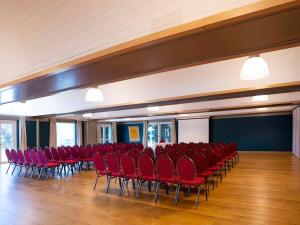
1 1 300 104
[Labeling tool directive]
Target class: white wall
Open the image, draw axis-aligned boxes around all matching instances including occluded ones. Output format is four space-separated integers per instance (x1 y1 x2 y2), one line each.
178 118 209 143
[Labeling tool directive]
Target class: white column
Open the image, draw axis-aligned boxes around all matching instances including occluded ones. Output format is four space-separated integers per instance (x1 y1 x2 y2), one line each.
19 116 27 151
293 107 300 159
49 118 57 147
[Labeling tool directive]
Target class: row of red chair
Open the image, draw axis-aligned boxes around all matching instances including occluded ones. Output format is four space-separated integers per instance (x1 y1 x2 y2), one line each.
5 144 98 179
93 142 239 208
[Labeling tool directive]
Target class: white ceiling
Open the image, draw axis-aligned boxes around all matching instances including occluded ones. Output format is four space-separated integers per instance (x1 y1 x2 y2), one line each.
0 0 258 84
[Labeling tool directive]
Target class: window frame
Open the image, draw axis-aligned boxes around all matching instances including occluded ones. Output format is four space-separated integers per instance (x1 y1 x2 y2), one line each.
0 120 17 163
147 120 173 147
100 123 112 144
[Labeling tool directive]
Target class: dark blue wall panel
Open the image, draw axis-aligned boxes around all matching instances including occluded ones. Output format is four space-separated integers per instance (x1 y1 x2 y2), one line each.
210 114 292 151
117 123 144 144
26 121 36 148
39 121 50 148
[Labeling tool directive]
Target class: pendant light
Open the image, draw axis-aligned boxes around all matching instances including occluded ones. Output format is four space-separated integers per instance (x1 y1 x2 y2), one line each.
240 55 269 80
85 87 103 102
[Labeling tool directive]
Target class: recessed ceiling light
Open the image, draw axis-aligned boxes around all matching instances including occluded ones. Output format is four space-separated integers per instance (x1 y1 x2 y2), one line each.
252 95 269 102
178 114 188 117
147 106 160 111
85 87 103 102
256 107 268 112
83 113 93 118
240 55 269 80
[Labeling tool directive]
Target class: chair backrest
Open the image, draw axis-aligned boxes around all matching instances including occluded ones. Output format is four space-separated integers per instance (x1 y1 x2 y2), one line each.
120 154 136 177
44 148 53 161
30 150 40 165
71 147 79 159
128 149 140 166
170 151 185 165
17 150 25 164
10 149 19 163
5 149 12 162
177 156 196 181
24 150 32 164
51 148 60 161
58 148 67 161
94 153 106 173
86 146 94 158
192 153 208 174
65 147 72 158
139 153 155 177
144 147 155 159
78 146 86 158
106 153 119 174
156 155 174 180
38 150 47 166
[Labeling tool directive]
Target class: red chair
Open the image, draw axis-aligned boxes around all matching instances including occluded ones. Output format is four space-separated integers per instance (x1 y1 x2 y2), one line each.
10 149 20 175
44 147 54 162
59 148 77 176
5 149 13 175
93 153 107 190
78 146 93 170
120 153 139 196
155 155 178 202
30 150 40 178
24 149 33 177
127 149 140 166
105 153 122 194
175 156 205 208
37 150 60 180
137 153 157 198
17 150 27 176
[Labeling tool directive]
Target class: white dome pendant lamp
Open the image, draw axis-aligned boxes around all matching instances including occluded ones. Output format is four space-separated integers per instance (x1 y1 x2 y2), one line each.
240 55 270 80
85 87 104 102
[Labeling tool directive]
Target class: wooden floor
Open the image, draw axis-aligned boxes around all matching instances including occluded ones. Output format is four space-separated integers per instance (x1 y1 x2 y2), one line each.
0 152 300 225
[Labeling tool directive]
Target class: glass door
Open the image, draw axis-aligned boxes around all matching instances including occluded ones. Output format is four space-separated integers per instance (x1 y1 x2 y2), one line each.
147 123 159 148
100 124 112 144
0 120 17 163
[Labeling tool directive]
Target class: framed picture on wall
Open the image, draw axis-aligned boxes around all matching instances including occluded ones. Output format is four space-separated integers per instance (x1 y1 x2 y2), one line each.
128 126 140 142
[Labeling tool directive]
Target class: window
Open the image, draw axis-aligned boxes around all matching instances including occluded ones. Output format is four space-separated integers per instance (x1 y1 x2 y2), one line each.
100 124 112 144
147 121 173 148
0 120 17 163
56 122 76 146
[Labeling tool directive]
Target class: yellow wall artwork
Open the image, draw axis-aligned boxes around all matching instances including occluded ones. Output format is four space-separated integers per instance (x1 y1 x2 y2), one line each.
128 126 140 142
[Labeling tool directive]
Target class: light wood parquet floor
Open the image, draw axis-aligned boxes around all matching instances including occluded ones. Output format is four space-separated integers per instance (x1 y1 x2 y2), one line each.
0 152 300 225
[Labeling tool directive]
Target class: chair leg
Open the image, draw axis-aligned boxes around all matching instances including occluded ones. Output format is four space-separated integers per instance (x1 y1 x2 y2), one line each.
154 182 160 202
38 168 44 180
173 184 180 205
46 168 51 180
31 166 36 177
195 186 201 209
206 181 209 201
6 163 11 175
18 166 23 176
11 164 17 175
24 166 29 177
106 176 111 193
118 177 123 196
120 178 126 196
136 179 142 198
93 174 100 190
